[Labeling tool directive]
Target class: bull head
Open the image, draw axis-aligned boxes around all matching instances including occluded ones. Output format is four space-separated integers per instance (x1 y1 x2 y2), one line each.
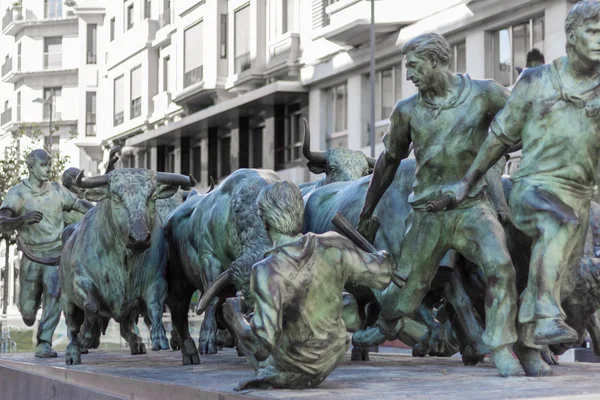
76 169 195 250
302 118 376 184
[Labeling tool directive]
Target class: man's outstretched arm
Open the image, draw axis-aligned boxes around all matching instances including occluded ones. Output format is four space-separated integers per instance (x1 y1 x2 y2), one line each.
358 105 411 239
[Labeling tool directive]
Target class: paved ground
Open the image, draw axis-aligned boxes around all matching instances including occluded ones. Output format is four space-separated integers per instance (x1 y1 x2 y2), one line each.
2 348 600 399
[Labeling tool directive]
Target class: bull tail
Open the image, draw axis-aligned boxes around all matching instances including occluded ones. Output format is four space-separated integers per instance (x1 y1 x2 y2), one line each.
17 236 60 266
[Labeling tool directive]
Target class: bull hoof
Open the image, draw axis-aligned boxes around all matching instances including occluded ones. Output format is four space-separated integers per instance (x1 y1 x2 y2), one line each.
412 343 428 358
129 337 147 355
351 347 370 361
515 345 553 377
199 330 218 354
491 346 524 377
461 343 489 366
151 326 170 351
541 347 559 366
80 348 89 354
170 329 182 351
182 338 200 365
237 346 245 357
65 344 81 365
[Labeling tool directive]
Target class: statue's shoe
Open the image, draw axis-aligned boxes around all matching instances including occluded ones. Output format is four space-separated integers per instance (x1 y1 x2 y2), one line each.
35 343 58 358
490 345 524 377
533 317 578 346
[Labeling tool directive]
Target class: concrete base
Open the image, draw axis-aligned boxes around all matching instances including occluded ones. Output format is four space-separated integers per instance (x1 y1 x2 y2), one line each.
1 349 600 400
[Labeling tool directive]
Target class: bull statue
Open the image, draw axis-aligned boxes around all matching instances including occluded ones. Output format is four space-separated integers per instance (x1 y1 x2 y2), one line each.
304 158 513 364
164 168 280 364
59 168 195 365
298 119 376 195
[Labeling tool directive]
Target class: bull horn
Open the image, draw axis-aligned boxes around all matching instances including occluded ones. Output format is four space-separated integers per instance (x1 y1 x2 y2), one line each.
156 172 195 187
17 236 60 266
76 169 109 189
196 269 232 315
302 118 326 164
207 176 215 193
408 142 414 154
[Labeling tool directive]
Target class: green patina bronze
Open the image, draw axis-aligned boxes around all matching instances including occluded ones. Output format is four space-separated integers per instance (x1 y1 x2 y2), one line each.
0 149 92 358
357 33 523 377
433 0 600 377
225 181 395 390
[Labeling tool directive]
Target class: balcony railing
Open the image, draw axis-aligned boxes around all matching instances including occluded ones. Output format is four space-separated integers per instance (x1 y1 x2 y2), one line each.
44 52 62 69
184 65 203 88
87 52 97 65
131 97 141 119
1 57 12 76
1 108 12 126
114 111 124 126
159 8 173 29
2 9 13 30
43 111 62 121
235 52 251 74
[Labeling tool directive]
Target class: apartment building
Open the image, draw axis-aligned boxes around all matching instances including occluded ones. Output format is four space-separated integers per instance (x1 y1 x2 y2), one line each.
0 0 104 173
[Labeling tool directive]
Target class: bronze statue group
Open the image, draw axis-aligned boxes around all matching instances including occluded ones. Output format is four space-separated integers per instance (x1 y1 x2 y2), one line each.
2 0 600 391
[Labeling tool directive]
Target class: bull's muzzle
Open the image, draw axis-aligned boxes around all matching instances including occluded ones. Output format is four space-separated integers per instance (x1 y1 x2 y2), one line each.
126 231 152 249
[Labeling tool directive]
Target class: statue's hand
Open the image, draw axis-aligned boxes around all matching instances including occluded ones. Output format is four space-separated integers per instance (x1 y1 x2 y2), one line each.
19 211 43 225
427 181 470 212
357 215 380 244
223 297 245 321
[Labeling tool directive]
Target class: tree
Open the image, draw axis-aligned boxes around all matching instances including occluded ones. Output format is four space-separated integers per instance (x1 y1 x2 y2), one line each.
0 123 72 315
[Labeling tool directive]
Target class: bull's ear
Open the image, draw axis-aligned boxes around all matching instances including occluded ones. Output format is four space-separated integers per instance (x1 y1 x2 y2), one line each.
157 184 179 199
84 187 109 202
307 162 326 175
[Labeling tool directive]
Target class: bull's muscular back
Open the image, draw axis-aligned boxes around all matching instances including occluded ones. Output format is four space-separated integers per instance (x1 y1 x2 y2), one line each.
303 158 417 264
165 169 279 291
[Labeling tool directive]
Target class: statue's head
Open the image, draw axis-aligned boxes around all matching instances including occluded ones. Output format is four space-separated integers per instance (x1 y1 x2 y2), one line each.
566 0 600 63
257 181 304 239
402 33 452 92
62 167 86 198
26 149 52 183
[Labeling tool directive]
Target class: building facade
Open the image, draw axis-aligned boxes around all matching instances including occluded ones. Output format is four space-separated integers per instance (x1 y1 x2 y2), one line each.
0 0 104 173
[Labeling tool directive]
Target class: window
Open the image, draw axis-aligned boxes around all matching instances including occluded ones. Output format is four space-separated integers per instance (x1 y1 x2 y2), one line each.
114 75 124 126
235 5 251 73
451 42 466 73
44 37 62 69
282 0 296 34
325 83 347 141
87 24 97 64
163 56 170 92
160 0 171 28
45 0 62 19
192 145 201 183
127 4 134 30
110 17 115 41
86 92 96 136
130 66 142 119
251 127 263 168
17 43 21 71
220 14 228 59
286 111 302 162
492 16 544 86
43 87 61 121
144 0 151 19
371 66 402 122
184 21 204 87
16 92 20 122
220 136 231 178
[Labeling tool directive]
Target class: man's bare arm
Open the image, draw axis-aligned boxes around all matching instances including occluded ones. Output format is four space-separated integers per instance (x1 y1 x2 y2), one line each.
71 199 94 214
0 209 42 233
358 106 410 230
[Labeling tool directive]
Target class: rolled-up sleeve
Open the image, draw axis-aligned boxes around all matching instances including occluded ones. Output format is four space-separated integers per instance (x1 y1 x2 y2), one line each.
490 78 530 146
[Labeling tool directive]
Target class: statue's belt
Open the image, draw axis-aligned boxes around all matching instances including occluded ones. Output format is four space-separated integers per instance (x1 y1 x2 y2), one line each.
16 236 61 266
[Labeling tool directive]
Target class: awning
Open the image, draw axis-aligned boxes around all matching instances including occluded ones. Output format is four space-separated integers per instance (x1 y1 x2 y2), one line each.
126 81 308 147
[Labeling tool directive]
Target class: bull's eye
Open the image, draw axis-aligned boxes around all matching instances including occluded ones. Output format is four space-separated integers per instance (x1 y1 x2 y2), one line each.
330 166 338 173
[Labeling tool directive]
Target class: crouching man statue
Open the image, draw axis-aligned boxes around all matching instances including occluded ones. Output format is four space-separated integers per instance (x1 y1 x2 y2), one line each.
224 181 395 390
0 149 92 357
